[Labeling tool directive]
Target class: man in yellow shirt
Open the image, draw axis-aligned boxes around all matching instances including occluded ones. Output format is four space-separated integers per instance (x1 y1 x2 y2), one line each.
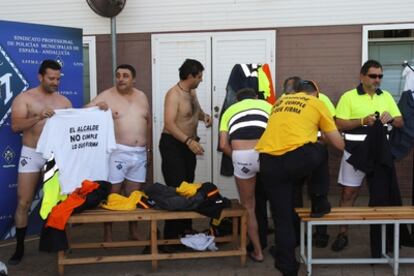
279 78 336 249
331 60 403 252
256 80 344 276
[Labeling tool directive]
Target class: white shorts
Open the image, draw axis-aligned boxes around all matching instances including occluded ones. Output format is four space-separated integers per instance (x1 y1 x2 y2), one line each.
232 149 260 179
108 144 147 184
18 146 47 173
337 150 366 187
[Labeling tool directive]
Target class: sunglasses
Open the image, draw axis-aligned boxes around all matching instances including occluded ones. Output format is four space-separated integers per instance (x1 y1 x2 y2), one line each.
367 74 384 79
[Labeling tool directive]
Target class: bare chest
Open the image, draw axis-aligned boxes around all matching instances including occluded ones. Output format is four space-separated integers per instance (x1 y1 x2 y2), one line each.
178 95 199 119
27 95 66 116
110 98 148 121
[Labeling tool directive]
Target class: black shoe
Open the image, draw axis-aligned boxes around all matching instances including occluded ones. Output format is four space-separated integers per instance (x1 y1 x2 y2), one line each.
275 263 298 276
8 251 23 265
313 233 329 248
283 271 298 276
331 233 348 252
311 195 331 218
275 262 299 276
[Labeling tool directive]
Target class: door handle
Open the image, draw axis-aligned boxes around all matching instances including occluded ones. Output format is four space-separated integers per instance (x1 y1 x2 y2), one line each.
213 106 220 118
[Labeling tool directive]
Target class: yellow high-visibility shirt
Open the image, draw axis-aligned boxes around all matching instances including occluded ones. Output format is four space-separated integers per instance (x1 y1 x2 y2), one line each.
256 92 337 156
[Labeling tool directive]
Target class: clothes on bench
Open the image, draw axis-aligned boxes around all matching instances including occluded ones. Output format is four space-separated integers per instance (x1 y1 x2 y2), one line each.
39 180 111 252
145 182 231 219
57 202 247 275
101 190 155 210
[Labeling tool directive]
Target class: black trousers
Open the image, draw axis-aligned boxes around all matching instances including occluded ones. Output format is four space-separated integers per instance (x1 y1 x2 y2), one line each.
159 133 196 239
293 177 328 243
255 173 269 249
260 143 329 274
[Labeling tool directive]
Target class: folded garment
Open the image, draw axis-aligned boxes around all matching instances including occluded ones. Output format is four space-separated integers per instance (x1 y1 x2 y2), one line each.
176 181 202 197
180 233 218 251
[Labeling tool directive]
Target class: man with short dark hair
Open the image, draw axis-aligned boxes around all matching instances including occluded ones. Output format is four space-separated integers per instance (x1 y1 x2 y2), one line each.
9 59 72 265
159 59 212 248
331 59 404 252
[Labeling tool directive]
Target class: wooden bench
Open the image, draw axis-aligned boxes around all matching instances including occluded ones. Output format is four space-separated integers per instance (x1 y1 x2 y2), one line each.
57 200 247 275
296 206 414 276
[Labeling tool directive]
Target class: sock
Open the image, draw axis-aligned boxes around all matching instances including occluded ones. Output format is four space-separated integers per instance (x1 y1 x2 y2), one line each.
8 226 27 265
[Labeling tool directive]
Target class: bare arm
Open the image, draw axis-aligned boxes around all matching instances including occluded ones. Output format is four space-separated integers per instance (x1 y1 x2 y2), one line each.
146 106 152 170
164 91 188 143
85 93 108 110
391 116 404 128
336 112 403 131
323 130 345 151
11 96 48 133
219 131 232 157
380 112 403 128
144 94 152 151
164 91 204 155
335 114 376 131
195 94 212 128
62 97 73 109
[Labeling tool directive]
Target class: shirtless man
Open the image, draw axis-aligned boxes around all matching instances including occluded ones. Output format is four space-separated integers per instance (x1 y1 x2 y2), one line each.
87 64 150 242
9 60 72 265
159 59 212 248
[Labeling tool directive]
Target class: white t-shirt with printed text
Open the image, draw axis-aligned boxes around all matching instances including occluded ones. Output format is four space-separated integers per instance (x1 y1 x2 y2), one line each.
36 107 116 194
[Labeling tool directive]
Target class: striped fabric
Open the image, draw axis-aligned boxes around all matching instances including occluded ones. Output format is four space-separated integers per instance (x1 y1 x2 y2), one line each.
220 99 272 141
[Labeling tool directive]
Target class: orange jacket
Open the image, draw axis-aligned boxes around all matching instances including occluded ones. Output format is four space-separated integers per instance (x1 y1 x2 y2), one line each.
46 180 99 230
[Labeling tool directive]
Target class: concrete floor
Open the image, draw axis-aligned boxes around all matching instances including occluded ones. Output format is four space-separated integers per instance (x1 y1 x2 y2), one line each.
1 195 414 276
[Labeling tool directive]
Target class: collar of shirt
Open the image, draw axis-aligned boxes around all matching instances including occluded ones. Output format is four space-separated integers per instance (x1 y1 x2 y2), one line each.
356 83 383 95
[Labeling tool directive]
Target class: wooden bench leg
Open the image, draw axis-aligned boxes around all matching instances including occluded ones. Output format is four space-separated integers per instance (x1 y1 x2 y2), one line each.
58 250 65 276
151 220 158 271
232 217 239 245
240 214 247 267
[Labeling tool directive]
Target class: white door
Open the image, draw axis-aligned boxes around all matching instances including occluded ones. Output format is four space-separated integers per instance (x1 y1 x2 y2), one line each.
211 31 276 198
152 31 276 198
151 34 213 185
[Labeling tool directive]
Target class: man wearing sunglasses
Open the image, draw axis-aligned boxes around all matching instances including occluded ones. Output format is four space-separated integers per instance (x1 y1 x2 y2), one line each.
331 59 404 252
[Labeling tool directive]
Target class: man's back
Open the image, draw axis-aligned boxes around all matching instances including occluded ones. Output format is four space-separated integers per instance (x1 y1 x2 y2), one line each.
256 92 336 156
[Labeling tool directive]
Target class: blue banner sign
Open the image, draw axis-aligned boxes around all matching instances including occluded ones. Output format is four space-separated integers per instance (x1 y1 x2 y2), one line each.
0 20 83 239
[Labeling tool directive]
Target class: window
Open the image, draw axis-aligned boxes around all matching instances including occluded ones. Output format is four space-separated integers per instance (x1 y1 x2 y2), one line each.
363 24 414 101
